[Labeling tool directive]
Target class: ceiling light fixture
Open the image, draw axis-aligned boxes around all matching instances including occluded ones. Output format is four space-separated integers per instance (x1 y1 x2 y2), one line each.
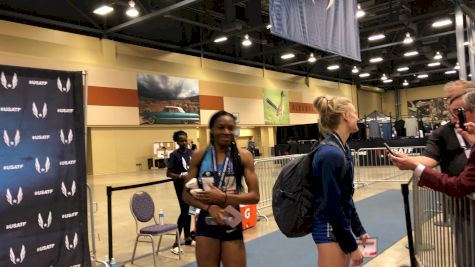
368 34 385 41
356 4 365 18
93 5 114 15
352 66 359 74
397 66 409 72
359 73 370 78
417 74 429 79
445 70 457 74
242 34 252 47
428 62 441 67
281 53 295 60
454 62 460 70
383 79 393 83
381 73 388 81
214 36 228 43
404 51 419 57
403 32 413 44
126 0 139 17
433 51 442 60
327 65 340 70
403 80 409 86
369 57 383 63
308 53 317 63
432 18 452 28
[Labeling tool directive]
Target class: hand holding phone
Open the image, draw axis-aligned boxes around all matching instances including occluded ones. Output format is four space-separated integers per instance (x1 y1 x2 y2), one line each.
457 108 467 131
383 143 395 156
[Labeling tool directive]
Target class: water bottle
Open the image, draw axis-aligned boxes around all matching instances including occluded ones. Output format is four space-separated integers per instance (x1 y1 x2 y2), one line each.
109 257 116 267
159 209 164 225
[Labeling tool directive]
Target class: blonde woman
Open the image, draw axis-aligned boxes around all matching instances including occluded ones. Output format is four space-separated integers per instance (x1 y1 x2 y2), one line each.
312 96 369 267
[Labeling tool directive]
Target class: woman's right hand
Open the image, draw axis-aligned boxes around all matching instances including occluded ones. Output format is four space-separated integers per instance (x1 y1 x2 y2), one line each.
350 249 364 266
207 205 227 225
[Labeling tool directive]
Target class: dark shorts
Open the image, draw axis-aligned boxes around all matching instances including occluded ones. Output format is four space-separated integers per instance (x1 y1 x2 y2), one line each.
196 211 243 241
312 216 337 244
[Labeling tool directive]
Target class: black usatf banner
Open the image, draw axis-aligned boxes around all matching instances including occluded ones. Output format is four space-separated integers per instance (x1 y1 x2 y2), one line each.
0 65 90 266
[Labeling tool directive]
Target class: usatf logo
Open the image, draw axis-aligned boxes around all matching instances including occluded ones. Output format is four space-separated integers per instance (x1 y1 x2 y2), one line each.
9 245 26 264
1 72 18 90
60 129 73 144
32 102 48 119
65 233 78 250
38 211 52 229
59 160 76 166
3 164 24 171
34 189 53 196
57 77 71 93
3 130 20 147
6 187 23 205
0 107 21 112
61 181 76 197
6 221 26 230
31 134 50 140
57 108 74 113
62 211 78 219
36 243 54 252
29 80 48 86
35 157 50 174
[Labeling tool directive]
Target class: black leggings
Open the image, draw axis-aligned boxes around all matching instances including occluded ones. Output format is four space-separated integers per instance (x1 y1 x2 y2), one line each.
173 180 191 240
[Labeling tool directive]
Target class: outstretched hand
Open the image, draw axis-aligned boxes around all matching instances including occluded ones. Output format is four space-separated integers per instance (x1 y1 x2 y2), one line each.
388 152 417 171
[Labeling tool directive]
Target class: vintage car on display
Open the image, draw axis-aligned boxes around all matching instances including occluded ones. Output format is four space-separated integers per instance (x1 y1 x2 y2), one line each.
142 106 200 124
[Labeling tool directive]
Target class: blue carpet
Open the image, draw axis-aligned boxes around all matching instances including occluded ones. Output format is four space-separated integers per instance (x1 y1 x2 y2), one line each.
184 190 411 266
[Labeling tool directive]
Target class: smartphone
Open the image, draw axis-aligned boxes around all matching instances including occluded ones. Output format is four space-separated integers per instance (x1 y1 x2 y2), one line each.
383 142 395 156
457 108 467 131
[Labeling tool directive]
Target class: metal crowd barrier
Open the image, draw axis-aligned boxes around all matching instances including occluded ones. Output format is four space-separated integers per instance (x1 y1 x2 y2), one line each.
412 176 475 267
353 146 425 185
253 154 302 220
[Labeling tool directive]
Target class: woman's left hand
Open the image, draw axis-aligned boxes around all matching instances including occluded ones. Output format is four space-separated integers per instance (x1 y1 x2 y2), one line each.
194 184 225 205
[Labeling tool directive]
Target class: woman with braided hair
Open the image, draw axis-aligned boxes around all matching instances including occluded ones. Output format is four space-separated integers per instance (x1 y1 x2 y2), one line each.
183 110 259 267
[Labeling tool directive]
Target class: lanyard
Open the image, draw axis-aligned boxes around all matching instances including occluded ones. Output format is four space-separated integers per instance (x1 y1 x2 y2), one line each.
331 133 349 153
211 146 230 189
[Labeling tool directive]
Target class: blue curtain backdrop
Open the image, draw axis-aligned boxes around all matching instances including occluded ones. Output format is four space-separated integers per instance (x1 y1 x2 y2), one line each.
0 65 89 266
270 0 361 61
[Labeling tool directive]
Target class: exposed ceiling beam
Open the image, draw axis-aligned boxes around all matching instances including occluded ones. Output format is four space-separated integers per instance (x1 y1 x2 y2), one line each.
183 23 266 49
0 8 103 34
66 0 102 30
280 30 457 68
105 0 201 34
164 14 221 31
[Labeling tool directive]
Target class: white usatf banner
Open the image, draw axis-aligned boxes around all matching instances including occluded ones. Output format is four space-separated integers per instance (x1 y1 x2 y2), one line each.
269 0 361 61
0 65 89 266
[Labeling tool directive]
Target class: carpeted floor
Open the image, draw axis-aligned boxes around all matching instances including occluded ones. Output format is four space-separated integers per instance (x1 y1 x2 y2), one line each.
185 189 412 266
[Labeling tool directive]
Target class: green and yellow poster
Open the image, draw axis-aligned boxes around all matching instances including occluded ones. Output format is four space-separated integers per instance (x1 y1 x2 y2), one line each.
263 88 289 125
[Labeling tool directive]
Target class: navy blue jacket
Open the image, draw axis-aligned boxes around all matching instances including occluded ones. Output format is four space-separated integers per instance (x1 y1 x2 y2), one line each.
311 134 366 253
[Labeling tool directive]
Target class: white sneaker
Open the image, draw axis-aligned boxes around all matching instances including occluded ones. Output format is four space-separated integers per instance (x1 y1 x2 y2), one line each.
170 246 184 255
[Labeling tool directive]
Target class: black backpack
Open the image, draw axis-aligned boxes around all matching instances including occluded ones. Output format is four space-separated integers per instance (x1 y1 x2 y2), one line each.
272 140 346 238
